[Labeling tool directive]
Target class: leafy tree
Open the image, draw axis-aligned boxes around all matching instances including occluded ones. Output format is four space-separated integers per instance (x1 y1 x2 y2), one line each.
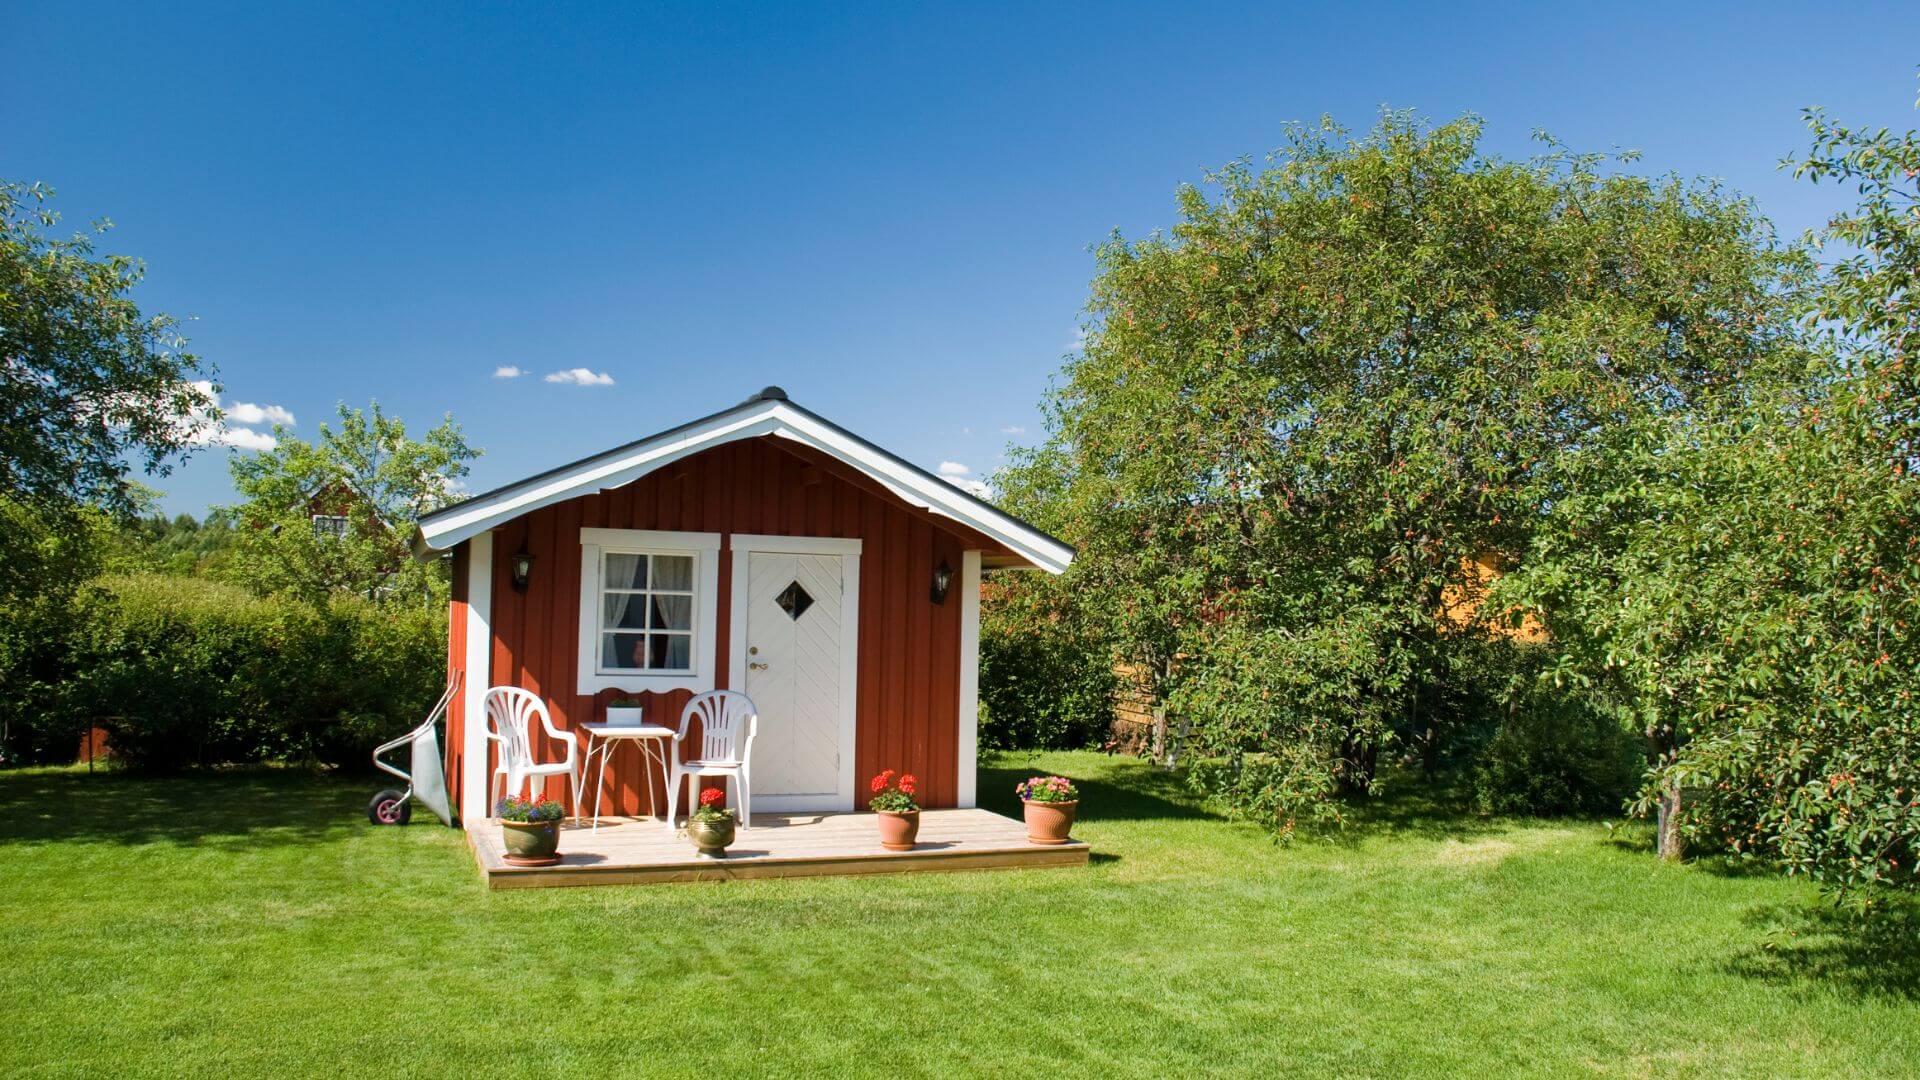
0 180 215 517
1500 91 1919 893
224 401 478 605
110 511 236 578
1002 112 1808 831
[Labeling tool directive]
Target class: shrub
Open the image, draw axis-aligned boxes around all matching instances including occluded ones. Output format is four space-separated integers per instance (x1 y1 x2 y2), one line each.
978 622 1117 751
1468 690 1643 817
48 574 444 771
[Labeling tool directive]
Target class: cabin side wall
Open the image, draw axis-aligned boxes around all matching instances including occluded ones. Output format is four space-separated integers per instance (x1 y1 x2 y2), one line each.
474 436 997 815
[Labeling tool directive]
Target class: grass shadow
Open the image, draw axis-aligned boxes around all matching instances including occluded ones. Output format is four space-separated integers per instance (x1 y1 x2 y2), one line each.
1725 896 1920 1001
977 752 1213 825
0 766 402 848
1321 770 1526 848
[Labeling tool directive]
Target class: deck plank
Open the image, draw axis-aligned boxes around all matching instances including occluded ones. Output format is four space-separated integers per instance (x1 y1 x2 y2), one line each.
469 808 1088 889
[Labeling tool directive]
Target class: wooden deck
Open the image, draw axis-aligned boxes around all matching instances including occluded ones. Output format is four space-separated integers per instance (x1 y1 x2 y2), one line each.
469 808 1089 889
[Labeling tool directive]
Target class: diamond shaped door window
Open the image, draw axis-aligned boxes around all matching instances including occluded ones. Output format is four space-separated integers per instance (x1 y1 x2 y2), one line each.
774 581 813 620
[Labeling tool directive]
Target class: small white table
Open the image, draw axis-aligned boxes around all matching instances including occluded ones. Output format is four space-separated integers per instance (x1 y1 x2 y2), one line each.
580 722 676 832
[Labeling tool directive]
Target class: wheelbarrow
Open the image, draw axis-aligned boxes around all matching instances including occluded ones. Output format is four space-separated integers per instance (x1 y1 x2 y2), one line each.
368 676 458 827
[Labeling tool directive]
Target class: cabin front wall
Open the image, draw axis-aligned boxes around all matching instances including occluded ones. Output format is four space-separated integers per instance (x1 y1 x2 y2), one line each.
448 436 1003 821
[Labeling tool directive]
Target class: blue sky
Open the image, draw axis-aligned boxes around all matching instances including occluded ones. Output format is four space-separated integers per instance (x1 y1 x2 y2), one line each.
9 3 1919 516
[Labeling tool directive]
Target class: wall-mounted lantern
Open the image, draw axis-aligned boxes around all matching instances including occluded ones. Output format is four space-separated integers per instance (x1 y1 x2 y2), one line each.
510 543 535 593
930 558 953 605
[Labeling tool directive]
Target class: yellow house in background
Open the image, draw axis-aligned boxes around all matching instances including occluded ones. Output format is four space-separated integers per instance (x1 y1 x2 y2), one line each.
1441 552 1547 641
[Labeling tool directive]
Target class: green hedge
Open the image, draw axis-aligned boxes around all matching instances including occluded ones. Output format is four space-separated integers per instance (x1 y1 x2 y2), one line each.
3 574 445 771
978 623 1117 751
1467 698 1643 816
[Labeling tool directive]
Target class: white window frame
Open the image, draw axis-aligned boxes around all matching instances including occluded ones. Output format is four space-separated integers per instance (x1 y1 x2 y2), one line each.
576 528 721 695
312 513 349 539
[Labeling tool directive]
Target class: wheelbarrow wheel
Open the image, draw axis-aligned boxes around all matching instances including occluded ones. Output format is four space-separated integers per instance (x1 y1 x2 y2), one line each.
368 789 411 826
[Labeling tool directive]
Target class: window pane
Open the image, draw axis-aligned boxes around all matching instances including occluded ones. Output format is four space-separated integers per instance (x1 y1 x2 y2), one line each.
648 633 691 671
652 555 693 591
648 594 692 631
602 632 647 670
604 553 647 590
603 594 646 630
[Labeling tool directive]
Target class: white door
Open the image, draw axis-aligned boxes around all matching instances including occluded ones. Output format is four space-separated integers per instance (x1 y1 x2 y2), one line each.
742 549 853 808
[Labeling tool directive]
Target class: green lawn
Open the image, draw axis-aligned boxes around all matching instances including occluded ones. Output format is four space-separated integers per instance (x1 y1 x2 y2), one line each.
2 752 1916 1078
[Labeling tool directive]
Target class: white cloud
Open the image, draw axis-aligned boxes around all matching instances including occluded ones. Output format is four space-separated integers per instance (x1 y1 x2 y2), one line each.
937 460 971 477
225 401 296 426
1000 425 1026 435
493 365 526 378
217 427 279 451
175 379 287 452
544 367 616 386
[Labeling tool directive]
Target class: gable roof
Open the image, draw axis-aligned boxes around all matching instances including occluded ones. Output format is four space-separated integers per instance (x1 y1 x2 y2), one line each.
412 388 1074 573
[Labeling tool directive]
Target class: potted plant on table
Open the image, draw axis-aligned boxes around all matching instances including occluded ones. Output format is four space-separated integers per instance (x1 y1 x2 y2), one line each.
1016 775 1079 845
605 697 646 726
685 787 736 857
496 794 566 866
869 769 920 850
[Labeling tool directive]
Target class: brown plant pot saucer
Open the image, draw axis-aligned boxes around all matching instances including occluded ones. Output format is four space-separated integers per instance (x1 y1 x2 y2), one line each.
502 853 563 867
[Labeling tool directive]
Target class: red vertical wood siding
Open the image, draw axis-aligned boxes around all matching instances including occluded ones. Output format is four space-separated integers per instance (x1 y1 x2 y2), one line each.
446 436 1010 817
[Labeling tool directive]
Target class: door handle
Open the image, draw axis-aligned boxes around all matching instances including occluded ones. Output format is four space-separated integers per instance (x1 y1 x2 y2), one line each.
748 662 768 671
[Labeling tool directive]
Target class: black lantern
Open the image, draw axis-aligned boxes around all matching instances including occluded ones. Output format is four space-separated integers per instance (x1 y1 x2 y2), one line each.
930 558 953 604
510 543 535 593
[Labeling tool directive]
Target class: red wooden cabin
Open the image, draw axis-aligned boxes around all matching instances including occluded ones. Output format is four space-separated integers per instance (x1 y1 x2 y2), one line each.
413 387 1072 828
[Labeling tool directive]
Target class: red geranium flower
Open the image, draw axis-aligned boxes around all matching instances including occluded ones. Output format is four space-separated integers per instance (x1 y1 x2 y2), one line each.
699 787 726 807
899 774 917 795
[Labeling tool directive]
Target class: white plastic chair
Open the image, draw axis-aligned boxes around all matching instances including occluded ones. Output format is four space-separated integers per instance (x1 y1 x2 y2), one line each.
483 686 583 820
665 690 757 830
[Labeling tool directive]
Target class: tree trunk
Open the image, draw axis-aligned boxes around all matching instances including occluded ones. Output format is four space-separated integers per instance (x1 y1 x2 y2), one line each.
1337 737 1379 796
1656 781 1685 861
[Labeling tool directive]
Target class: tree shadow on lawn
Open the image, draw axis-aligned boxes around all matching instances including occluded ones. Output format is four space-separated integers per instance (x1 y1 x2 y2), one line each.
0 767 387 848
978 755 1540 850
1325 771 1524 847
1725 896 1920 1001
977 754 1207 825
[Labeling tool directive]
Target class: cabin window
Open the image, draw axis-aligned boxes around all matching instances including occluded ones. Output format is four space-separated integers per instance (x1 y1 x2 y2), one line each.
575 528 721 694
598 552 695 672
312 514 349 539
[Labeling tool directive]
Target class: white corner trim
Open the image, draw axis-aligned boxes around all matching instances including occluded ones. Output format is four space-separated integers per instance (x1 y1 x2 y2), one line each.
415 398 1072 574
575 528 722 695
957 549 981 808
460 531 493 828
729 538 861 812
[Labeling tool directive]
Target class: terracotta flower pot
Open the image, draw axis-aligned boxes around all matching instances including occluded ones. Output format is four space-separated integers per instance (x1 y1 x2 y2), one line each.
1022 799 1078 845
687 815 736 856
876 809 920 851
500 818 561 863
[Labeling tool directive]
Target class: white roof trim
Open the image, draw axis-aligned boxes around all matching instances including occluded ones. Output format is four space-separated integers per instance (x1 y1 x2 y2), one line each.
414 397 1073 574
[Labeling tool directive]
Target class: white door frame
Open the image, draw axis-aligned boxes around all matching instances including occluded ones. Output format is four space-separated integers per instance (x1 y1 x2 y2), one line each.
727 534 860 812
